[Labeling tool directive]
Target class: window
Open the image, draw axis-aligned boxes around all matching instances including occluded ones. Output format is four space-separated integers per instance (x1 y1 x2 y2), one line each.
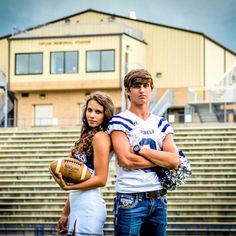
86 50 115 72
51 51 78 74
16 53 43 75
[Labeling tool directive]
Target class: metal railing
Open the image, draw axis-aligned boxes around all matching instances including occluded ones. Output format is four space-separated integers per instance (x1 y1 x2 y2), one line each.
215 63 236 87
1 116 82 128
166 110 236 124
188 85 236 104
1 110 235 128
0 71 6 82
188 63 236 104
150 89 174 116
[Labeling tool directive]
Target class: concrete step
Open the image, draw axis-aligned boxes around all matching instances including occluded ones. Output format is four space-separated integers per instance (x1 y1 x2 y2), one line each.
4 165 235 172
0 135 227 143
0 148 69 154
0 167 51 172
0 124 235 233
1 144 236 151
191 163 236 168
102 189 236 197
0 153 66 159
173 126 236 133
1 186 234 194
0 224 57 236
191 165 236 170
0 179 57 184
166 223 236 236
180 146 236 151
0 138 76 144
167 195 236 202
189 160 236 165
0 174 52 180
0 194 67 200
0 143 73 149
1 200 235 210
0 214 234 224
167 215 235 223
0 194 115 202
1 195 235 204
167 189 236 196
0 127 81 135
1 210 235 220
176 140 236 146
0 135 79 141
174 135 236 141
0 223 235 236
1 140 235 149
184 150 236 155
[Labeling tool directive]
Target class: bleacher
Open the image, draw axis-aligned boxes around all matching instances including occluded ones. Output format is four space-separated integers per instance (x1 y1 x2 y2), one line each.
0 124 235 235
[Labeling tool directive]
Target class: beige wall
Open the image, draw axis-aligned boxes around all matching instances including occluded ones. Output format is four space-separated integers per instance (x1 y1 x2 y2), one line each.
112 17 204 88
204 39 225 87
0 38 9 80
225 51 236 69
156 87 188 107
15 89 122 127
121 34 147 76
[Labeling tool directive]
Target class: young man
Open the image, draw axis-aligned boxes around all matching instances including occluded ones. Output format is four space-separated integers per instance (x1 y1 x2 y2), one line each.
107 69 180 236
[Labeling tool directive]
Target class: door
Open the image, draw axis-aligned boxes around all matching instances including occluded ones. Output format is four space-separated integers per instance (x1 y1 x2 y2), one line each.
34 104 54 126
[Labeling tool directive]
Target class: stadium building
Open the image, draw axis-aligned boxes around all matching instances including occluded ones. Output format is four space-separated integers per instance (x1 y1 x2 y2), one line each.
0 8 236 127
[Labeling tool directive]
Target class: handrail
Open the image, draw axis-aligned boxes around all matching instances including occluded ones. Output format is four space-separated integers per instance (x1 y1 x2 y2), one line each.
0 71 6 82
188 63 236 104
215 63 236 86
188 85 236 103
150 89 174 116
2 109 235 128
0 94 4 109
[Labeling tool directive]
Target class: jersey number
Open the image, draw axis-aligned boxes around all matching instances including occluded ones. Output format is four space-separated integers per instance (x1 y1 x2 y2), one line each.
139 138 157 173
140 138 157 150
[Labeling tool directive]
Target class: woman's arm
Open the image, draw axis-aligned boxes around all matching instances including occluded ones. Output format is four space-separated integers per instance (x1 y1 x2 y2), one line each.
57 196 70 234
49 131 111 191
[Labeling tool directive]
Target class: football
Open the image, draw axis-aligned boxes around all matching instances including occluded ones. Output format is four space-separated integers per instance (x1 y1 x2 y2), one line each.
50 158 91 183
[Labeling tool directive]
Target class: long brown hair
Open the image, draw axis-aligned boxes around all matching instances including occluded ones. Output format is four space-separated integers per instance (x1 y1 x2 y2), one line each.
71 92 114 157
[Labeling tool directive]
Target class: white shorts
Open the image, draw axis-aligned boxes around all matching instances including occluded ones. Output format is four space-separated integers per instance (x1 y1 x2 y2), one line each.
68 189 107 236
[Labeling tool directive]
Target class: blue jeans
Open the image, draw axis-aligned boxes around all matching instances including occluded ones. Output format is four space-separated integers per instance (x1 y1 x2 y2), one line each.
114 191 167 236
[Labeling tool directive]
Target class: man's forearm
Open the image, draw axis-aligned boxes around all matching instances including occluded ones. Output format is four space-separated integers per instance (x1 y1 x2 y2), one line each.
139 147 179 169
117 151 156 169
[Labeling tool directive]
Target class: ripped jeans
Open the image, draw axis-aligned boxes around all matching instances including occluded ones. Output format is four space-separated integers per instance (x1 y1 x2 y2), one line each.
114 191 167 236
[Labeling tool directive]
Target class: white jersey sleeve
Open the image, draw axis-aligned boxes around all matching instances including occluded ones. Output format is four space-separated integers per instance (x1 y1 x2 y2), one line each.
107 112 136 135
156 117 174 148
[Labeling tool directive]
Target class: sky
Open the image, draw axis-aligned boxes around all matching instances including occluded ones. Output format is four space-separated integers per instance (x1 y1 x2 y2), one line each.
0 0 236 52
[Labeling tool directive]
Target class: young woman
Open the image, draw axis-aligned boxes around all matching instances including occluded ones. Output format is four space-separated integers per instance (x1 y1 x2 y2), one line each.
49 92 114 236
